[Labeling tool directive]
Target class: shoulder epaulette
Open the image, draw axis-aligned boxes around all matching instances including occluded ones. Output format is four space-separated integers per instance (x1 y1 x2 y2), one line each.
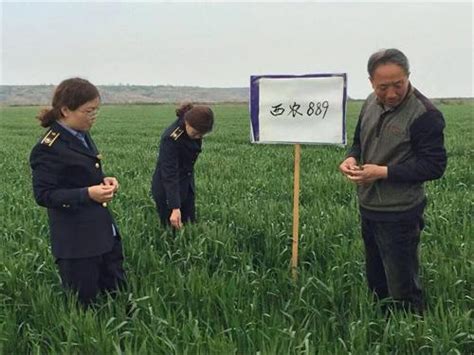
40 130 60 147
170 127 184 141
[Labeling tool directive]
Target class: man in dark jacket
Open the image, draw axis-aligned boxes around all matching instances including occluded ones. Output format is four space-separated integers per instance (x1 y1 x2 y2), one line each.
339 48 447 314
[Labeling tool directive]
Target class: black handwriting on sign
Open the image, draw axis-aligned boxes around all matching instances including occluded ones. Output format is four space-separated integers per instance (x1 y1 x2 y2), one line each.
308 100 330 119
270 104 285 116
269 101 330 118
288 102 303 117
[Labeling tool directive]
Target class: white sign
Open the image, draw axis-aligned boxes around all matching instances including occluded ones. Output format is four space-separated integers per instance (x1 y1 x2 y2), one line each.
250 74 347 144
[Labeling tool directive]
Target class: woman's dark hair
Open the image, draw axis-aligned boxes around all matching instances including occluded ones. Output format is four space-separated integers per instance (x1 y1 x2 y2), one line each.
367 48 410 78
176 102 214 134
176 102 194 118
37 77 100 127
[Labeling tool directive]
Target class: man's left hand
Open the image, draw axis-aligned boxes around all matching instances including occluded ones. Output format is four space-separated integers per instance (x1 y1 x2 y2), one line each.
347 164 388 185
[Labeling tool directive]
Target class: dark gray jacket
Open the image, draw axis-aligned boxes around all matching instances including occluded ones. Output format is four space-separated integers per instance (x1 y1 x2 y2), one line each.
347 85 447 216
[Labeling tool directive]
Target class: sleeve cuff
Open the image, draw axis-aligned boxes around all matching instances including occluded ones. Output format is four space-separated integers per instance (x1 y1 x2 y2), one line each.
167 200 181 209
386 165 399 181
79 187 90 204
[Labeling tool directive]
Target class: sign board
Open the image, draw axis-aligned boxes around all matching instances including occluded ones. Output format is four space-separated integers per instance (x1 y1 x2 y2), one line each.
250 74 347 145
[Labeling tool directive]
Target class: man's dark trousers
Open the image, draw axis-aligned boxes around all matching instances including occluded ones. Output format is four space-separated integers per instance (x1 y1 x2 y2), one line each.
361 216 425 314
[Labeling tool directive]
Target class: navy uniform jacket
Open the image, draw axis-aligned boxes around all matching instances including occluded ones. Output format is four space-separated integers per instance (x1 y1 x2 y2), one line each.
30 121 116 259
151 117 202 209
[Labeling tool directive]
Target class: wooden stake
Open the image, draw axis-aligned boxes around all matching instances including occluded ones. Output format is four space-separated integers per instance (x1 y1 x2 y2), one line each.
291 144 301 281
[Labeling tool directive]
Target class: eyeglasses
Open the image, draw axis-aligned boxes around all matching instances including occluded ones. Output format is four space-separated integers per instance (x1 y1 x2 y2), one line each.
78 108 100 117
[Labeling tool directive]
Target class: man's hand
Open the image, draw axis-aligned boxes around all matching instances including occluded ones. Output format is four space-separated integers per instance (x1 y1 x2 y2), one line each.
347 164 388 185
170 208 183 229
103 177 119 193
339 157 360 177
88 184 115 203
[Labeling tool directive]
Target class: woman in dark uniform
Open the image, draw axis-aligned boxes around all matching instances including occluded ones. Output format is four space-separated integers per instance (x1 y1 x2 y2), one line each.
151 103 214 229
30 78 126 307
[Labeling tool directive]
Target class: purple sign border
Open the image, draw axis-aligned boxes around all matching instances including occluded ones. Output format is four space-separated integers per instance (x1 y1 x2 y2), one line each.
249 73 348 144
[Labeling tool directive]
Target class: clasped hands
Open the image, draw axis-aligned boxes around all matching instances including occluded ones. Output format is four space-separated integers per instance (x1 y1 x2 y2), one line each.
88 177 119 203
339 157 388 185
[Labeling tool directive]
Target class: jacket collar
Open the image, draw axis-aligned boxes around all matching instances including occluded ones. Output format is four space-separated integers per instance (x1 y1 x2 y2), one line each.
51 121 99 158
176 116 192 140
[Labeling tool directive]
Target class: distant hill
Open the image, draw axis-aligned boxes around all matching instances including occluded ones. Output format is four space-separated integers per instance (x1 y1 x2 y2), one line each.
0 85 249 106
1 85 470 106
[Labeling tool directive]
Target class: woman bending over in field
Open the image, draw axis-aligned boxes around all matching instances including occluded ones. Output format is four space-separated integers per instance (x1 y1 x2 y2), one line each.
151 103 214 229
30 78 126 307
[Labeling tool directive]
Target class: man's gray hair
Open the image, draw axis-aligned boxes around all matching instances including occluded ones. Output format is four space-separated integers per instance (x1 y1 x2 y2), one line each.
367 48 410 78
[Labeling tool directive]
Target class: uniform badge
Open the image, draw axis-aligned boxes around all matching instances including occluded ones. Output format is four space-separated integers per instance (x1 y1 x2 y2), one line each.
170 127 184 141
40 130 60 147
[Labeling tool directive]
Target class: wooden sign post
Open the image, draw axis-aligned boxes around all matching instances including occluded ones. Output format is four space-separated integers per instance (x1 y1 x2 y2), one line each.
292 144 301 280
249 73 347 281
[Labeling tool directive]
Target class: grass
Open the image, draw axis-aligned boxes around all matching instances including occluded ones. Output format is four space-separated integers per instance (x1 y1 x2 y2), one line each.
0 101 472 354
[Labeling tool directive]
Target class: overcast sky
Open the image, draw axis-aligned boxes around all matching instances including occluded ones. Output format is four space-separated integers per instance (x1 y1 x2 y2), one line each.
1 1 472 99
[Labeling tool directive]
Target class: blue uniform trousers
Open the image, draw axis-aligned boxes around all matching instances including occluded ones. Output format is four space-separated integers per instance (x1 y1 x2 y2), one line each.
56 238 126 306
155 187 195 227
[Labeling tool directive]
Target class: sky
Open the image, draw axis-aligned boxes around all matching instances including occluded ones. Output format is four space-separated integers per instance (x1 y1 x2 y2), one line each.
1 1 473 99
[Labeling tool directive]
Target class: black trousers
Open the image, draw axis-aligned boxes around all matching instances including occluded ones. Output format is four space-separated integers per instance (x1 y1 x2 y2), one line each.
56 238 126 307
361 216 424 314
155 189 195 226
